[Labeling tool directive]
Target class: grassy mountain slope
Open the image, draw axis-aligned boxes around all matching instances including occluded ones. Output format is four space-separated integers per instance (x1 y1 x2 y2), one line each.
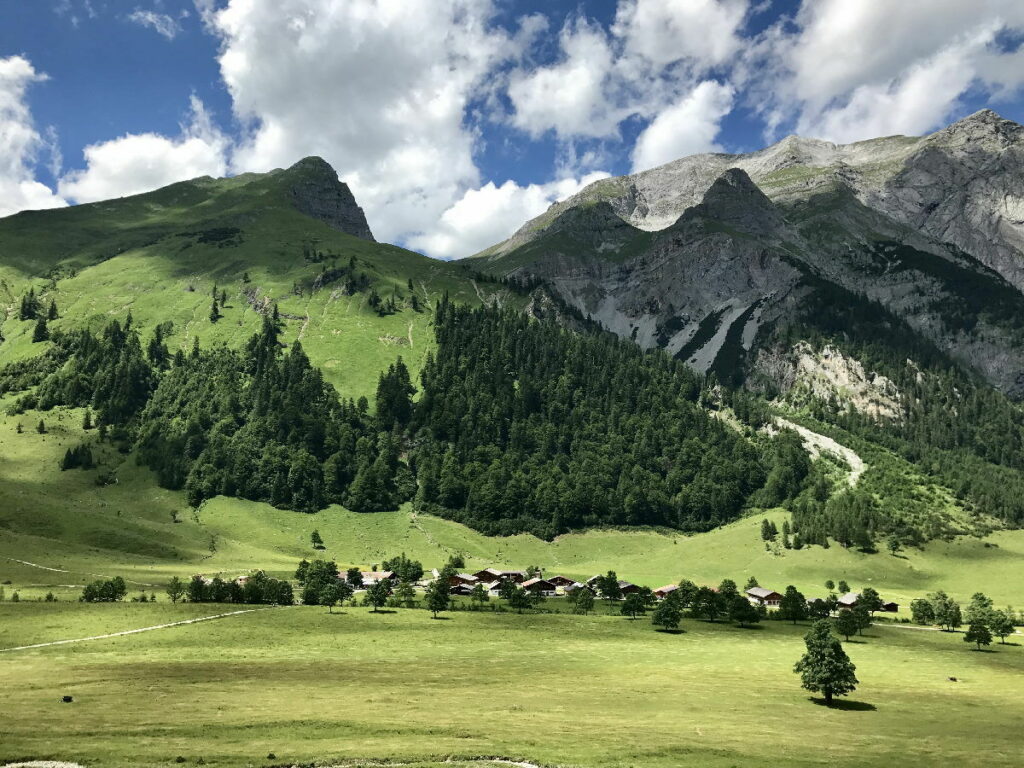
0 158 497 398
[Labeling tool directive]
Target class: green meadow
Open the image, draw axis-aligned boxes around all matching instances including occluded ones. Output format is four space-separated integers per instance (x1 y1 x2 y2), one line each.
2 601 1022 768
3 402 1024 613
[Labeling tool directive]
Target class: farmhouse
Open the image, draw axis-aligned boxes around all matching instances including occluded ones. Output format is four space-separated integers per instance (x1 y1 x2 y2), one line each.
547 575 575 588
360 570 397 586
522 578 557 596
618 580 640 595
880 600 900 613
654 585 678 600
449 573 479 587
473 568 526 584
564 582 593 595
746 587 782 607
837 592 860 608
449 583 475 596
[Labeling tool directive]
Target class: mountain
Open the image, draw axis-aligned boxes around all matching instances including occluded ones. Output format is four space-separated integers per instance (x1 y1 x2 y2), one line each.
0 156 491 398
471 110 1024 398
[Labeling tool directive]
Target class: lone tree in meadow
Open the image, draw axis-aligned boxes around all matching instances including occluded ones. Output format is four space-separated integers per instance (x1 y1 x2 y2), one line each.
367 579 392 612
571 588 595 616
310 529 325 550
794 620 859 706
652 592 683 631
989 610 1015 644
165 576 185 604
424 581 449 618
859 587 883 615
779 585 808 624
621 592 645 619
729 595 760 628
835 609 859 641
319 583 340 613
964 622 993 651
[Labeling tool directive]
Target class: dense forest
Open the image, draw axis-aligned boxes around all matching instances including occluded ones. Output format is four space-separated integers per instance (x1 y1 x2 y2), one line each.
7 281 1024 546
409 300 786 537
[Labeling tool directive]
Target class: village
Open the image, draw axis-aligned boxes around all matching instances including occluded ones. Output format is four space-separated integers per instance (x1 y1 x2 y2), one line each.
326 566 901 614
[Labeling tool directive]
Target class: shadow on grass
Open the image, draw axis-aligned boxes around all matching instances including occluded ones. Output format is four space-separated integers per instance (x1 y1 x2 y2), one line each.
734 624 764 631
811 698 877 711
369 609 398 614
655 628 685 635
969 647 997 653
324 611 349 616
431 616 452 620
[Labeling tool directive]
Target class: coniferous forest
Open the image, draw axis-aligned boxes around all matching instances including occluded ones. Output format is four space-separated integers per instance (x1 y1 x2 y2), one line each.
5 292 1024 545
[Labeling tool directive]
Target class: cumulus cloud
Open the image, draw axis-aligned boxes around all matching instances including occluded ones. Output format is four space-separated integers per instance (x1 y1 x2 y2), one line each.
759 0 1024 142
407 171 610 260
58 96 228 203
508 18 619 139
207 0 519 247
631 80 734 172
128 10 183 40
0 56 67 218
613 0 748 69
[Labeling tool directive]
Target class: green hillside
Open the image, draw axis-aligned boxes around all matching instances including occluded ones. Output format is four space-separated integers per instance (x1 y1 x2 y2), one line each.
0 158 498 398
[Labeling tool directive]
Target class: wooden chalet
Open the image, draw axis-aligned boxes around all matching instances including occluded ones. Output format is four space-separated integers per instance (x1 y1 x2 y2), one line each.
653 585 678 600
880 600 899 613
617 580 641 595
449 573 479 587
746 587 782 607
547 575 575 588
837 592 860 609
522 578 557 596
473 568 526 584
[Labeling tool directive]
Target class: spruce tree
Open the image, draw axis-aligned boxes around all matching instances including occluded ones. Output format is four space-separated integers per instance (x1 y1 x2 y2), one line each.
47 299 58 320
32 316 49 342
794 620 859 705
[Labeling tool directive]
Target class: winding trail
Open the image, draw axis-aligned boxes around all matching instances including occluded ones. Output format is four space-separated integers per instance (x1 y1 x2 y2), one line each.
0 608 268 654
775 417 866 485
3 557 158 588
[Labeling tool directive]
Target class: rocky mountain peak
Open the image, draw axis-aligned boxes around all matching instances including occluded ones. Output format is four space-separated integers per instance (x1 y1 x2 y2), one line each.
929 108 1023 148
679 167 785 236
283 156 375 241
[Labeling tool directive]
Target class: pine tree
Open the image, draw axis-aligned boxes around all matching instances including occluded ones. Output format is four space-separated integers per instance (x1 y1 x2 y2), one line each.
47 299 58 320
83 409 93 430
794 620 859 705
32 316 49 342
209 297 220 323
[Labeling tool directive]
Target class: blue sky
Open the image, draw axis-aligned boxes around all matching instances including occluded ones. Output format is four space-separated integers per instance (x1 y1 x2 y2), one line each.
3 0 1024 258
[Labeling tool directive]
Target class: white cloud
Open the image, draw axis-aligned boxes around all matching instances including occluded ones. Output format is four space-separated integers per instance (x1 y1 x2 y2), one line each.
58 96 228 203
0 56 67 218
613 0 748 69
203 0 522 248
508 18 619 139
758 0 1024 142
407 171 610 260
128 9 183 40
631 80 734 172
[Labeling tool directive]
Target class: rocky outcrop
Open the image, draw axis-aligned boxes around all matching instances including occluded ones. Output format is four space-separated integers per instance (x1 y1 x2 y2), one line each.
472 113 1024 398
284 157 375 241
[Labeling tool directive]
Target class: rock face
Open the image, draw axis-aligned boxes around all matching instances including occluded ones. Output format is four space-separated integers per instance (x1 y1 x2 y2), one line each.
283 157 375 241
470 114 1024 398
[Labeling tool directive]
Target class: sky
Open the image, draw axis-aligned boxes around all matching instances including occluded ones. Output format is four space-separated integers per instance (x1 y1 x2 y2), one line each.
3 1 1024 259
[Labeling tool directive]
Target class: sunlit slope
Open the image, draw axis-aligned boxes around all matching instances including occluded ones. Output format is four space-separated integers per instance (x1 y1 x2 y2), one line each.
0 159 497 397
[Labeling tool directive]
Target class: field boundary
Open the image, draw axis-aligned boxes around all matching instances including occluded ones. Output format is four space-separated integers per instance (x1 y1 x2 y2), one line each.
0 608 270 653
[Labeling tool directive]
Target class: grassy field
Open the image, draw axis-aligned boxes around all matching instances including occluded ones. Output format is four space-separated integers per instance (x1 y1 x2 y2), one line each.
3 401 1024 613
1 601 1022 768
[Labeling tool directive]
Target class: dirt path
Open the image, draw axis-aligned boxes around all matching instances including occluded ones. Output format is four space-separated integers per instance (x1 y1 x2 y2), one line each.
776 417 866 485
0 608 268 654
3 557 158 588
